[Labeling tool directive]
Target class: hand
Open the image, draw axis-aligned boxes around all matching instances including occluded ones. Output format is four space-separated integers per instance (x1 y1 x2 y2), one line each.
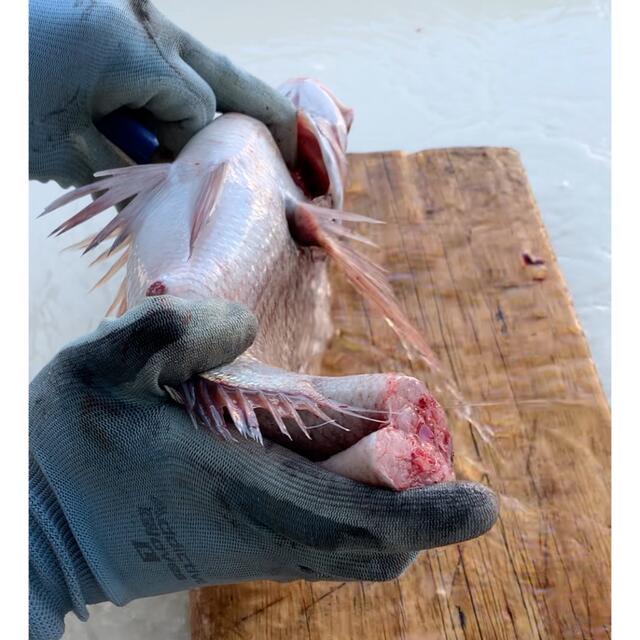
29 296 498 637
28 0 297 187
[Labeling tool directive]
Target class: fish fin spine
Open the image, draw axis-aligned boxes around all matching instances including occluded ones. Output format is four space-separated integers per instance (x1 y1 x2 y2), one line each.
41 163 172 315
172 375 383 444
189 163 228 255
290 201 442 373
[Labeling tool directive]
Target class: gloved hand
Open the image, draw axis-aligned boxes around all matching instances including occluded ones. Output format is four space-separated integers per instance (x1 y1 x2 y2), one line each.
29 0 297 188
29 296 498 640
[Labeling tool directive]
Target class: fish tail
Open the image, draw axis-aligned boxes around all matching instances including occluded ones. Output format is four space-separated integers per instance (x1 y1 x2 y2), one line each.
169 360 455 489
289 200 443 374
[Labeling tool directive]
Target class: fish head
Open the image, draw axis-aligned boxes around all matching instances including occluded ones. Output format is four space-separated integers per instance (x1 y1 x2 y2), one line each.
279 77 354 209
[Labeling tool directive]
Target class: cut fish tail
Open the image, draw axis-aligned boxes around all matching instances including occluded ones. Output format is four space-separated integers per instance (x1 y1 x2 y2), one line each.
167 356 454 490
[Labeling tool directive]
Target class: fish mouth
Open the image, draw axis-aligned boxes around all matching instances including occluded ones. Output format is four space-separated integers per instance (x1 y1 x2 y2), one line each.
291 111 347 207
291 111 332 199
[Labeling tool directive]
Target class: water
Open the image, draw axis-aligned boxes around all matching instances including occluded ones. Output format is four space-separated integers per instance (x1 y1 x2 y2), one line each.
28 1 609 637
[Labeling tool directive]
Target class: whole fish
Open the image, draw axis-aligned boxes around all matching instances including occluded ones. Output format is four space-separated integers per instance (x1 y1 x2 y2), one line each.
42 78 454 490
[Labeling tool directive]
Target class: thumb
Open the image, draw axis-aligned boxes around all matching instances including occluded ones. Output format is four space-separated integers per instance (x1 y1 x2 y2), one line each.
218 438 499 553
65 296 257 392
68 124 133 186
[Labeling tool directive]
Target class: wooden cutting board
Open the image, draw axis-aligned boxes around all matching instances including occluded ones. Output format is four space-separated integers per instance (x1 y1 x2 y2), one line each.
190 148 611 639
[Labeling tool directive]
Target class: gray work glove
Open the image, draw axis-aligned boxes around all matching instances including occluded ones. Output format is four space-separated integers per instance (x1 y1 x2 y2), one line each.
29 0 297 187
29 296 498 640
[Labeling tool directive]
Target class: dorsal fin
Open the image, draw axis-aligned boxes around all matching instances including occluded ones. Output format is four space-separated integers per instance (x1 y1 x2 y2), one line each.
41 163 171 314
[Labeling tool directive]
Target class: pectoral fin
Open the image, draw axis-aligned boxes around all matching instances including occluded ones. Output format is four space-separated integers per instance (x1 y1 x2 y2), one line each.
288 200 442 373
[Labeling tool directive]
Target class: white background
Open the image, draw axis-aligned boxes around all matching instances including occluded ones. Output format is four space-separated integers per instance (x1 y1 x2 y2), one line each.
26 1 609 638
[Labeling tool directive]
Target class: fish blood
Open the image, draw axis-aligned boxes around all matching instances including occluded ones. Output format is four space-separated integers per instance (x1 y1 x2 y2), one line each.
146 280 167 296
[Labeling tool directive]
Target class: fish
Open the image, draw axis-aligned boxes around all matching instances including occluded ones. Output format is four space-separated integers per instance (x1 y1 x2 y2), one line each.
41 78 455 491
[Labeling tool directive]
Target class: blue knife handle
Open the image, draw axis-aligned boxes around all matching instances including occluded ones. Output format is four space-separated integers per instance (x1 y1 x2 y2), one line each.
95 109 160 165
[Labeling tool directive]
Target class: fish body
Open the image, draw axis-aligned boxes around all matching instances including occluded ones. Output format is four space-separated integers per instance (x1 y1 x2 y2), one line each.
125 114 333 371
43 79 454 490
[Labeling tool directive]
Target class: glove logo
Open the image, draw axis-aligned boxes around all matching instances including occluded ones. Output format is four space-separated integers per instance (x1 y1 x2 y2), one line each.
130 496 206 585
131 540 161 563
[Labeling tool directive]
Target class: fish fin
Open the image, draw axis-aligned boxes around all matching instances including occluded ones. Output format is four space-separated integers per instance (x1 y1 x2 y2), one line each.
173 374 382 445
290 200 442 372
106 277 128 317
43 163 171 316
40 163 171 235
42 163 171 239
298 203 385 226
89 248 129 291
190 163 228 255
89 239 128 267
62 233 97 253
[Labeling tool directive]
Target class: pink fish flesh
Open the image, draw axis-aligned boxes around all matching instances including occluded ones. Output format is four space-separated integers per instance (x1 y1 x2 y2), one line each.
42 78 454 490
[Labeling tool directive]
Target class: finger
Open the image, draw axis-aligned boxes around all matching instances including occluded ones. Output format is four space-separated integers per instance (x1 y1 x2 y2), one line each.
179 34 297 165
142 60 216 156
63 296 257 392
94 58 216 158
290 548 418 582
69 124 133 187
195 436 499 553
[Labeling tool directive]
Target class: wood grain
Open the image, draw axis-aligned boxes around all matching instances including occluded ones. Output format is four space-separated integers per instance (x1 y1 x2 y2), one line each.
190 149 611 639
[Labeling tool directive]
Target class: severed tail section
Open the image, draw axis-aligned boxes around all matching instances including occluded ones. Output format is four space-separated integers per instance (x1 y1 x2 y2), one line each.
288 200 443 374
166 357 456 490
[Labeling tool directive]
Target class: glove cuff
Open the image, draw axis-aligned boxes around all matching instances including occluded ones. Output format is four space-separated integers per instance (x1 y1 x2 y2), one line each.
29 457 106 638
